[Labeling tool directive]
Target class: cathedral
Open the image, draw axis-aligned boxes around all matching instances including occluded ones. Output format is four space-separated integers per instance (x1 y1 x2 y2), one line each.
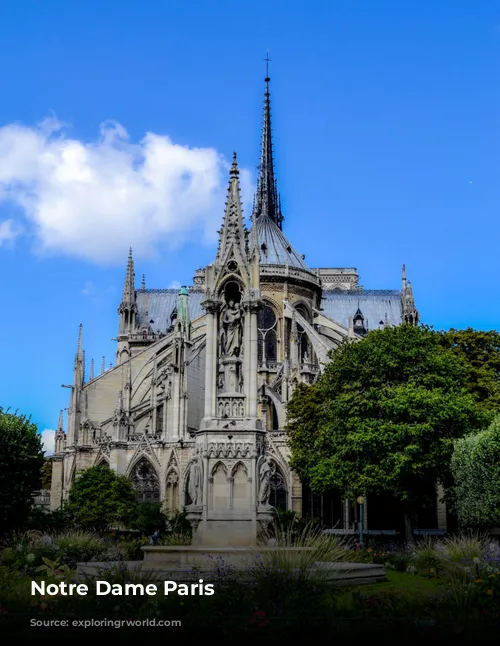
50 74 420 540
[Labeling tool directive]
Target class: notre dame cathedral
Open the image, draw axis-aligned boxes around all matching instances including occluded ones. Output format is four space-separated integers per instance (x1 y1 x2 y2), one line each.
49 73 421 538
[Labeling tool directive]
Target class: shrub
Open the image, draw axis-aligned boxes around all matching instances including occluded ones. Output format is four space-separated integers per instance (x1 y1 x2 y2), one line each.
451 416 500 529
65 466 139 532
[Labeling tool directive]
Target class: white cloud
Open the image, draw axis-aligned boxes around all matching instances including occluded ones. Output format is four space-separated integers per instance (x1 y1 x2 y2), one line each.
0 118 254 264
0 218 22 245
40 428 55 456
169 280 181 289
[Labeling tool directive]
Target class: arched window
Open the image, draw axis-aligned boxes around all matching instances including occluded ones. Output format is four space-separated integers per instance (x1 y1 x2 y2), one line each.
295 305 311 363
258 304 278 365
269 465 288 511
130 458 160 504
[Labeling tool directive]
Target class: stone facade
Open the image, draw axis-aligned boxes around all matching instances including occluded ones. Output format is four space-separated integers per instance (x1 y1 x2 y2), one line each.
50 75 420 537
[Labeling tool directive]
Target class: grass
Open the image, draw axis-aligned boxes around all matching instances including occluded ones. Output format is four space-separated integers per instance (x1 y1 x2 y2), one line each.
360 570 444 595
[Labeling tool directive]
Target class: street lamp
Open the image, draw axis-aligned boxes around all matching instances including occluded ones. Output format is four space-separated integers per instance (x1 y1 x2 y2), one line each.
357 496 365 546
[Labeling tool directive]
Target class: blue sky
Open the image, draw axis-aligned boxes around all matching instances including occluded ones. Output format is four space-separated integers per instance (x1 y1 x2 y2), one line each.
0 1 499 451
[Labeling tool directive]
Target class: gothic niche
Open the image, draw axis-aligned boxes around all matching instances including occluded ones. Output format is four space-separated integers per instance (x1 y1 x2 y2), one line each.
130 458 160 504
258 456 287 511
185 455 203 506
165 470 179 511
218 281 244 408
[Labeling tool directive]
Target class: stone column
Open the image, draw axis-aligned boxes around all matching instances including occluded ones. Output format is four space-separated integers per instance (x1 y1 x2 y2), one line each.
247 303 259 419
202 302 218 422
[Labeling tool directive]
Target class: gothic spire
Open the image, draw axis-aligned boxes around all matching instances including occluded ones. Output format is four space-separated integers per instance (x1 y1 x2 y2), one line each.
252 68 283 230
121 248 135 304
73 323 84 386
118 247 138 337
75 323 83 365
215 152 247 264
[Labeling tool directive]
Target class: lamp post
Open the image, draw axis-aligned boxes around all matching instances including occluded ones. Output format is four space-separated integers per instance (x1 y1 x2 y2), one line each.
357 496 365 546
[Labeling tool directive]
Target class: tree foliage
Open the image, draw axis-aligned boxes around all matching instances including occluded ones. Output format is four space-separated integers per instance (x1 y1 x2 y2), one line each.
65 465 139 532
0 407 45 532
41 460 52 490
451 415 500 529
440 328 500 414
287 325 487 512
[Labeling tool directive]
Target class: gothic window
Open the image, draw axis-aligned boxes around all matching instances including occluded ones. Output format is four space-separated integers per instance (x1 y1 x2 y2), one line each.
130 458 160 504
97 460 109 468
296 305 311 362
269 465 288 511
258 304 278 365
156 404 164 434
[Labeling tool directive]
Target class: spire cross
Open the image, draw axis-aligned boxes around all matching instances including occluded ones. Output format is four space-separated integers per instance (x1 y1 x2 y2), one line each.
264 51 271 79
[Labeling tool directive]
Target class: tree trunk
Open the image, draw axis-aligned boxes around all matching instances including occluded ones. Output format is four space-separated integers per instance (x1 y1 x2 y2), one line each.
404 511 413 543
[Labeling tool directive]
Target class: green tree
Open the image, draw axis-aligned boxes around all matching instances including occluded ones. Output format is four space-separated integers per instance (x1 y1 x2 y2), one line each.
131 502 169 535
41 460 52 489
287 325 487 535
440 328 500 414
65 465 139 532
451 415 500 529
0 407 45 531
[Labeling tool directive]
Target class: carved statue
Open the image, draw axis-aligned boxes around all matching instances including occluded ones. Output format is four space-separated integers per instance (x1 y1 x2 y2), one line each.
258 456 275 505
220 299 243 357
187 456 202 506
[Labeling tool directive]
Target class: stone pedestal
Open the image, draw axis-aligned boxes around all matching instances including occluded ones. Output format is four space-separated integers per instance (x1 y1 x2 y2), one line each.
184 427 273 548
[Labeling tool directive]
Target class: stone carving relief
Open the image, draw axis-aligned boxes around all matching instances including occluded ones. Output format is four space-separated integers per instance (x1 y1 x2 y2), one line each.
217 397 245 418
155 364 173 399
207 441 251 459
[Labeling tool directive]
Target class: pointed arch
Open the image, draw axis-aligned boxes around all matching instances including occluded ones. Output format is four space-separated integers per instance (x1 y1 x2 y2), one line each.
129 456 160 504
269 460 288 511
210 461 230 510
211 460 228 478
230 460 248 478
231 461 249 510
263 384 285 429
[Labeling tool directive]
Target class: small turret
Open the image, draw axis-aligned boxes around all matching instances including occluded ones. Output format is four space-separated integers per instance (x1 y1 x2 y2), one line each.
401 265 419 325
54 409 66 453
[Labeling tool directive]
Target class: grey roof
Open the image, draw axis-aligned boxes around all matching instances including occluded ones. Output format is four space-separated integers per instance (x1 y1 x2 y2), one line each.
135 287 402 335
321 290 402 330
136 289 205 333
254 215 308 270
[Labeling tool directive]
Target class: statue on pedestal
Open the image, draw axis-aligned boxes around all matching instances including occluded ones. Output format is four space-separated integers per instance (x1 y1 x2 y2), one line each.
220 299 243 358
258 456 275 506
187 456 203 506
